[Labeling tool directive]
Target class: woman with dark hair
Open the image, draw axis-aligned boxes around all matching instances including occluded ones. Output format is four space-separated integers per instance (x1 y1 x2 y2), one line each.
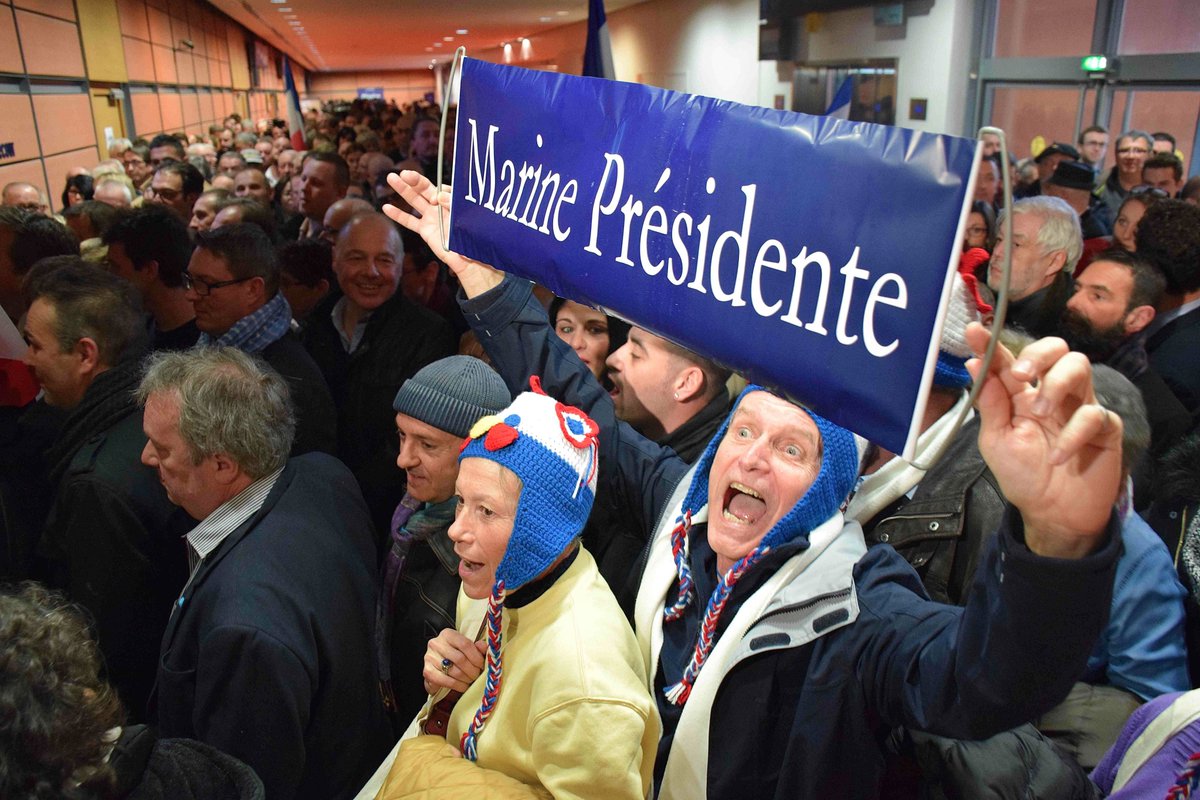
963 199 996 253
548 297 629 387
1112 189 1167 252
0 583 263 800
62 174 94 209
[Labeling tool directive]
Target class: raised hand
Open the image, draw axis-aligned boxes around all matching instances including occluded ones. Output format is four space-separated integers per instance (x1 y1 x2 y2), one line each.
382 170 504 298
965 323 1122 559
422 627 487 696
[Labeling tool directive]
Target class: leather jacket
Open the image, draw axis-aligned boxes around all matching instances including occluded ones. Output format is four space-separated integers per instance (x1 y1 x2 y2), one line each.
864 417 1006 604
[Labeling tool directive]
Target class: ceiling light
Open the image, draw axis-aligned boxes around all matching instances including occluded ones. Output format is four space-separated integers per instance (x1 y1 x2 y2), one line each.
434 42 442 47
556 10 568 15
425 47 433 51
270 0 285 4
277 6 291 11
456 29 468 35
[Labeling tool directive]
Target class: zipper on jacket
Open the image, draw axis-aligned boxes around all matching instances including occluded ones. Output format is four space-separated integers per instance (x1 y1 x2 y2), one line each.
753 587 852 628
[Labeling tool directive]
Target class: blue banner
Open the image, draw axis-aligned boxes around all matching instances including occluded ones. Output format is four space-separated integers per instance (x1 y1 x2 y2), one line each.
449 57 978 458
357 87 385 100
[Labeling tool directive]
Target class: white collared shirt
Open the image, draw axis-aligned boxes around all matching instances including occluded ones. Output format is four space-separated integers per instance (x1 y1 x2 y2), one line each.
185 467 284 573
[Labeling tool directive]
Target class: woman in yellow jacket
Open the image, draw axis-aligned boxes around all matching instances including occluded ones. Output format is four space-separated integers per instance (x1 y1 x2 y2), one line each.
367 380 659 800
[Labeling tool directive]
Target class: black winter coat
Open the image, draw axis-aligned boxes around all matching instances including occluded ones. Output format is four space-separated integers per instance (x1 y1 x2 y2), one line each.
302 291 455 539
41 373 192 720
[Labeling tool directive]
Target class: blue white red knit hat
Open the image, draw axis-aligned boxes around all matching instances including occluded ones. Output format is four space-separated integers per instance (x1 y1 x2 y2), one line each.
935 249 993 388
662 385 858 706
455 376 599 759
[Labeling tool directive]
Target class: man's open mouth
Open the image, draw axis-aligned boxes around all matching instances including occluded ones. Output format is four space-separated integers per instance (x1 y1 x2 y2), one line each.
722 481 766 525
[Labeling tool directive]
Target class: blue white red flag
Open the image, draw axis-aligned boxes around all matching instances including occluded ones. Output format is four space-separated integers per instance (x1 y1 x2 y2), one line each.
582 0 615 80
283 55 306 151
825 76 853 120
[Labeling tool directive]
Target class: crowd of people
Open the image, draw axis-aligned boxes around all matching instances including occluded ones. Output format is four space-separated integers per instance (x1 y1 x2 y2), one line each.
1 98 1199 800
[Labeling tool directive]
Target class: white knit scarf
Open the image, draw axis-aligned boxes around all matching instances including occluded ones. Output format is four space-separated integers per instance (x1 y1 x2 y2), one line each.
845 391 973 525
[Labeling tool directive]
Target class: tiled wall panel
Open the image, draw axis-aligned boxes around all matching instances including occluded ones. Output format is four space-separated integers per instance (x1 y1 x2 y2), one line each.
16 9 84 76
0 10 25 74
31 93 94 155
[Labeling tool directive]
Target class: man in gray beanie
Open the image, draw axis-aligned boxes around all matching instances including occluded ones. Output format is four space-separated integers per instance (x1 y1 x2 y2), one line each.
376 355 511 726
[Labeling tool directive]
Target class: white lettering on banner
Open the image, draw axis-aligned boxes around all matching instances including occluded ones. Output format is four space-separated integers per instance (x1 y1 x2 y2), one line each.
463 119 910 358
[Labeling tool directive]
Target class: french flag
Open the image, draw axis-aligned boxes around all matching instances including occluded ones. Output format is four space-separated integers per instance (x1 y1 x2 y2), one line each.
283 55 307 151
825 76 853 120
582 0 614 80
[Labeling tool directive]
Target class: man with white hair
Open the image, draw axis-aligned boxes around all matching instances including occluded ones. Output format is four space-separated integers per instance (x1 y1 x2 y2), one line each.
93 178 133 209
987 195 1083 338
186 141 217 173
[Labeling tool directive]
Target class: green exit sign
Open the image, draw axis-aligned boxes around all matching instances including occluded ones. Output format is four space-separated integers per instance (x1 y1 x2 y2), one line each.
1081 55 1108 72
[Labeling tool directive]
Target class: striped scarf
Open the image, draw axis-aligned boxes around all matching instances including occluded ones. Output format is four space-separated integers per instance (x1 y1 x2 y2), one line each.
197 292 292 354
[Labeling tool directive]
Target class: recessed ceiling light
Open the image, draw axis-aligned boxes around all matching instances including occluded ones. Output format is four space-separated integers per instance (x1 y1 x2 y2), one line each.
556 10 568 15
425 47 433 51
540 16 552 22
434 42 442 47
456 29 468 35
443 35 454 41
270 0 285 4
284 13 297 18
277 6 291 11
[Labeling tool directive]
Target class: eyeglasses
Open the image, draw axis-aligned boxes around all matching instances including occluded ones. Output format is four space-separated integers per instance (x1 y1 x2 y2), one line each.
1130 185 1170 198
965 226 988 235
182 271 254 296
1117 146 1150 155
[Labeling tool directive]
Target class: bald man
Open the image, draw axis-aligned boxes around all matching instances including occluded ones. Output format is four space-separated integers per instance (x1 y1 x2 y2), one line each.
2 182 46 214
320 197 374 247
302 213 456 537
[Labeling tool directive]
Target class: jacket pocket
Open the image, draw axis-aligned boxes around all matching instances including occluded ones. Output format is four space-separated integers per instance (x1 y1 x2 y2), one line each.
156 656 197 736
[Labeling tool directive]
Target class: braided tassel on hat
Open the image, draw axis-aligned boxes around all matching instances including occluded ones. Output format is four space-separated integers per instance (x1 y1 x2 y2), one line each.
459 580 506 761
663 545 771 706
1167 751 1200 799
662 510 695 622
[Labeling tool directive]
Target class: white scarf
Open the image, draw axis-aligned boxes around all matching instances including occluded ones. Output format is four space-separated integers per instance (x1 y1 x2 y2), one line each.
845 391 973 525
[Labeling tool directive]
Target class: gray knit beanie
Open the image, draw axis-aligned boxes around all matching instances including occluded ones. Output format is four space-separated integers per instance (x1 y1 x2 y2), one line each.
392 355 511 438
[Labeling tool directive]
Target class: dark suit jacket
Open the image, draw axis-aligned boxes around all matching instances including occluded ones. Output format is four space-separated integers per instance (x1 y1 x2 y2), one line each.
1147 305 1200 419
156 454 392 800
260 333 338 457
